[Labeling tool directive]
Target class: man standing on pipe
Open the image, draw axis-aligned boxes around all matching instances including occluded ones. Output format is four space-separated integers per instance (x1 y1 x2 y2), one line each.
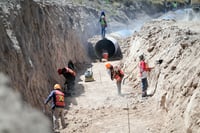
99 11 107 39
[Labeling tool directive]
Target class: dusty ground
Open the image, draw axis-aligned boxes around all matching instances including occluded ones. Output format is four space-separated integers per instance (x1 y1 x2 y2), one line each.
59 61 166 133
59 16 200 133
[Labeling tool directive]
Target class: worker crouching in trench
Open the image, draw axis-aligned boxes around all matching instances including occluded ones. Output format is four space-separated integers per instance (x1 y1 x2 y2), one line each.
57 67 76 96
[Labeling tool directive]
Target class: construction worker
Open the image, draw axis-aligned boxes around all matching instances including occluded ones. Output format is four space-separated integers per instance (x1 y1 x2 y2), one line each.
99 11 107 39
102 49 109 61
57 66 76 96
113 66 124 95
139 54 153 97
105 63 124 95
44 84 66 131
105 63 114 80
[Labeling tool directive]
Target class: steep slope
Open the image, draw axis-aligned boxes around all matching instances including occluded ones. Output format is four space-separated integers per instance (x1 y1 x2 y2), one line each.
122 19 200 132
0 0 164 110
0 0 98 109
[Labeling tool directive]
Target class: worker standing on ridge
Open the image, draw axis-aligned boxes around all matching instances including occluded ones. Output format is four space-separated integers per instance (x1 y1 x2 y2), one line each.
99 11 107 39
44 84 66 131
139 54 153 97
57 65 76 96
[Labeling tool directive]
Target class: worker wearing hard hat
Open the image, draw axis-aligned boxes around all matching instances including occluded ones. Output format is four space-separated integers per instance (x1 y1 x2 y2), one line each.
113 66 124 95
105 63 124 95
99 11 107 39
105 63 114 80
44 84 66 131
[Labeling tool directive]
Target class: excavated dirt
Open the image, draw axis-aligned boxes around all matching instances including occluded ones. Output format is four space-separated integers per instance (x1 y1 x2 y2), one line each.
1 0 200 132
60 61 165 133
58 18 200 133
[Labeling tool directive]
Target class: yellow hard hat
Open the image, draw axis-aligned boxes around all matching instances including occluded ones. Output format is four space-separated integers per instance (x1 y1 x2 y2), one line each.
54 84 62 90
105 63 111 69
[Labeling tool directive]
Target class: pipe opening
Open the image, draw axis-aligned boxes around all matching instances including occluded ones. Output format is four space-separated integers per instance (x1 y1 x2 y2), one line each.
95 38 117 58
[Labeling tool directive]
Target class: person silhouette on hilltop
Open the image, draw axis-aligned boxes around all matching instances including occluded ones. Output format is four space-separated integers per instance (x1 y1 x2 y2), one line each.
99 11 107 39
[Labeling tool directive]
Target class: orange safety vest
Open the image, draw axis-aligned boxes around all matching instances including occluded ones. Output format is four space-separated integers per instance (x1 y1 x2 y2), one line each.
65 67 76 76
55 90 65 107
113 69 124 81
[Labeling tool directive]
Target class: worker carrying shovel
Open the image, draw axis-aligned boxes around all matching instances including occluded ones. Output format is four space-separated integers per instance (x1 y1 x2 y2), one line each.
139 54 154 97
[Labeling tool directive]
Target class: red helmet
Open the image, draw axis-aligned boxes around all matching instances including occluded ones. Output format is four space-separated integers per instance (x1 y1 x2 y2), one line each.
57 68 62 75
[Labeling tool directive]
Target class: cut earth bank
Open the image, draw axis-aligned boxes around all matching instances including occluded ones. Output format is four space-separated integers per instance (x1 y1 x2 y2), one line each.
62 18 200 133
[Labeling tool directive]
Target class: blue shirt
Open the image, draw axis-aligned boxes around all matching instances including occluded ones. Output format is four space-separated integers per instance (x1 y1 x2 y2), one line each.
44 90 57 109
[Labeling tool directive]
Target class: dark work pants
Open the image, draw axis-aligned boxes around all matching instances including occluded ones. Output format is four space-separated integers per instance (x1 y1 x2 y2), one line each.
141 78 148 97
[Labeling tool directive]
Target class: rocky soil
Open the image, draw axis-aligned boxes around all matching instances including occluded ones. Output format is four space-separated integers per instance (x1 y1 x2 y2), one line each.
1 0 200 132
60 16 200 133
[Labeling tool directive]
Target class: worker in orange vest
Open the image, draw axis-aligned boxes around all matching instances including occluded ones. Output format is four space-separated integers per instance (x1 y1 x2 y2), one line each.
113 66 124 95
105 63 124 95
44 84 66 131
57 66 76 96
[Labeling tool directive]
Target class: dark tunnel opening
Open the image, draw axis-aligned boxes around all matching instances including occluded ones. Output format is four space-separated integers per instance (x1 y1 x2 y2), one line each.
95 38 117 58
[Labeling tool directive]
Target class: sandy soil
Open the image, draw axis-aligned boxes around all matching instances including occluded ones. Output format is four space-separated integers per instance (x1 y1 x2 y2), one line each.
59 60 166 133
59 11 200 133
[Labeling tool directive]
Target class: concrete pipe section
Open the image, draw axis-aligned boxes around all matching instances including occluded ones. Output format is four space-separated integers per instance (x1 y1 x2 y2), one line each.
94 30 134 59
95 36 119 58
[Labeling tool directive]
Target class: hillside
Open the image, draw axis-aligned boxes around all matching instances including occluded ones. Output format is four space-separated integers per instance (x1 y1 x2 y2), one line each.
122 18 200 132
55 17 200 133
0 0 200 133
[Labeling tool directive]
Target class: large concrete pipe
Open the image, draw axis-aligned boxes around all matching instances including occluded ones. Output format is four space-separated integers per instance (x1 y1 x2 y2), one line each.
94 30 134 59
88 30 134 59
94 36 119 58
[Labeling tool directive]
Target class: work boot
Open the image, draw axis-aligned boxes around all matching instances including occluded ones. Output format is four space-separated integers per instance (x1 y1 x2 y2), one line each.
62 123 68 129
142 91 147 97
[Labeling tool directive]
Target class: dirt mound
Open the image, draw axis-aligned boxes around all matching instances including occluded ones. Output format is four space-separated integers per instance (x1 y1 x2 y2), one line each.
122 19 200 132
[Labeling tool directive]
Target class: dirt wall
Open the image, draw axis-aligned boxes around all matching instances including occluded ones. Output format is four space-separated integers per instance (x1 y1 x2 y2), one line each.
122 19 200 132
0 0 97 109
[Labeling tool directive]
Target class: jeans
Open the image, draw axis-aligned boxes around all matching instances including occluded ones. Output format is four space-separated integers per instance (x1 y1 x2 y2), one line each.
101 27 106 38
65 80 75 90
141 78 148 96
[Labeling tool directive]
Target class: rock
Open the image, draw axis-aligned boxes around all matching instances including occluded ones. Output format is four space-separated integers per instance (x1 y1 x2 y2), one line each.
132 106 137 110
180 43 188 49
171 66 176 70
147 46 154 52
